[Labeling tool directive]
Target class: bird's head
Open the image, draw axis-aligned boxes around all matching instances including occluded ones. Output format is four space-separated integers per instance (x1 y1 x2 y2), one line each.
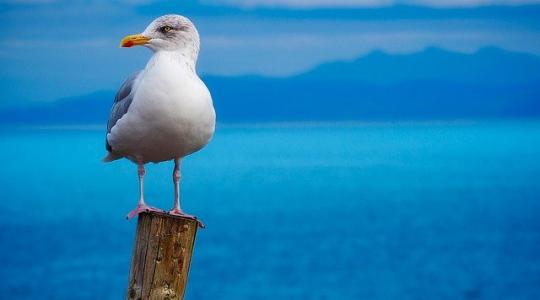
120 15 200 53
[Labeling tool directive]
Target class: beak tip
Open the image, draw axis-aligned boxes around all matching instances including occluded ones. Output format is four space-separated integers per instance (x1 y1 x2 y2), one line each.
119 34 149 48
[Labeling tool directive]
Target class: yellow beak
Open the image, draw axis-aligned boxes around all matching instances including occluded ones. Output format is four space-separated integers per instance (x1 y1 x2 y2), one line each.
120 34 150 48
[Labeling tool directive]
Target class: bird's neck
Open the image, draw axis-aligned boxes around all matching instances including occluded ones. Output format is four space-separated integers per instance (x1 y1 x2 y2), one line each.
147 48 199 74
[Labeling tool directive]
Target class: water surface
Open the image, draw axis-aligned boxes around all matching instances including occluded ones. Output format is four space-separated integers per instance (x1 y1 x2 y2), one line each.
1 121 539 299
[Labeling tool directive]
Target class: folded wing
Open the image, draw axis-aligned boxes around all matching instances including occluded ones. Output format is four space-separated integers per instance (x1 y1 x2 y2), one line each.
105 71 141 152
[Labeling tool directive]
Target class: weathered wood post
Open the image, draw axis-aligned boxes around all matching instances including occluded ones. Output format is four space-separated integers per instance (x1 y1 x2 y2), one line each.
126 211 199 300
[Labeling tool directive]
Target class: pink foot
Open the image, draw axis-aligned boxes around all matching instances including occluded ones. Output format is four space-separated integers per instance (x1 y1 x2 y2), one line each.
168 208 206 228
126 203 161 220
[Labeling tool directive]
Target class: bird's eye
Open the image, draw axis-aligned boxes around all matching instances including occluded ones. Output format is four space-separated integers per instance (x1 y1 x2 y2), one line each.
160 26 173 33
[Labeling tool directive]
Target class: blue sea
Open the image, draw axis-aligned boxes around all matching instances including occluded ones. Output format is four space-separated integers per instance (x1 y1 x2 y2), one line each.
1 121 540 299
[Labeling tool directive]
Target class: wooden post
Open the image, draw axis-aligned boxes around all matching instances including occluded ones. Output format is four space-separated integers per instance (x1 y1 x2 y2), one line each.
126 211 199 300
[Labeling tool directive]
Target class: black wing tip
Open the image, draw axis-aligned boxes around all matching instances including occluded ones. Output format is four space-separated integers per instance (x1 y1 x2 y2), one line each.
106 138 112 152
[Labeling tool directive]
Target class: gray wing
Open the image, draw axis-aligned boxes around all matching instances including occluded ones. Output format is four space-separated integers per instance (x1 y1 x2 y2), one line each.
105 71 141 151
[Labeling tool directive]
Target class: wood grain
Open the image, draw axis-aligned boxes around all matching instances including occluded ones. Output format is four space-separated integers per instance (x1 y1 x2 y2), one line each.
126 211 198 300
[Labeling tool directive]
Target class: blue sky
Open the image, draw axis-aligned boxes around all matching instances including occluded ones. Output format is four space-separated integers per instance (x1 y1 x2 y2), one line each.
1 0 540 107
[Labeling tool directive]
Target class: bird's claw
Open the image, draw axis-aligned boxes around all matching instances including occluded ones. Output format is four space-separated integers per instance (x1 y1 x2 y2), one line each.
168 208 206 228
126 203 161 220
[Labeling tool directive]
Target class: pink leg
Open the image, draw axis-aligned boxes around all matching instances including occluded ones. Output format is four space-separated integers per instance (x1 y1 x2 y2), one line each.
169 159 205 228
126 163 160 219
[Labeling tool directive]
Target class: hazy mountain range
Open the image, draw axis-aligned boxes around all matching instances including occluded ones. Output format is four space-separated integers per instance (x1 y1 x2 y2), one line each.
2 47 540 124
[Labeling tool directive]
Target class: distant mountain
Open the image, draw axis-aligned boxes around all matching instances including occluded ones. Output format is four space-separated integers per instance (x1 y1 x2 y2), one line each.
208 47 540 122
0 91 114 125
299 47 540 85
1 47 540 124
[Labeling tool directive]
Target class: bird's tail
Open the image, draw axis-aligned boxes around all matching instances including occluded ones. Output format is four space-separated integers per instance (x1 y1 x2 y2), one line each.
103 152 122 163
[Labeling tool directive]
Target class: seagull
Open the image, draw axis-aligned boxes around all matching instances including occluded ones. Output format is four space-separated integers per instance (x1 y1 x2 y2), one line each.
104 15 215 223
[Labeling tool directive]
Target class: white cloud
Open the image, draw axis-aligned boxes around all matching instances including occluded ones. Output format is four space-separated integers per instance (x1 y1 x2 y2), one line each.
194 17 540 76
407 0 540 7
207 0 540 8
0 0 60 3
3 0 539 8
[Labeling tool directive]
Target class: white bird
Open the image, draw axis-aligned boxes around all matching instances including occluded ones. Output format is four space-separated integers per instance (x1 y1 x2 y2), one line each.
104 15 215 224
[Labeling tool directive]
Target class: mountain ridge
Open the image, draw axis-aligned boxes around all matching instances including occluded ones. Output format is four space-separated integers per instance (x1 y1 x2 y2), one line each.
2 47 539 124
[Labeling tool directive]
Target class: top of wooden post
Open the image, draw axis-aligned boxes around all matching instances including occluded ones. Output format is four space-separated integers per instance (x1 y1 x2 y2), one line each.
126 211 199 300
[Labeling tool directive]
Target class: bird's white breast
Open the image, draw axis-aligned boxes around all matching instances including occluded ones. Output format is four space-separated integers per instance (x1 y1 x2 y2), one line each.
108 51 215 163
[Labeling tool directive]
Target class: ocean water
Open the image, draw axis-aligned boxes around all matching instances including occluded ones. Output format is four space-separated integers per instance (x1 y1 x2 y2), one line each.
1 121 540 299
